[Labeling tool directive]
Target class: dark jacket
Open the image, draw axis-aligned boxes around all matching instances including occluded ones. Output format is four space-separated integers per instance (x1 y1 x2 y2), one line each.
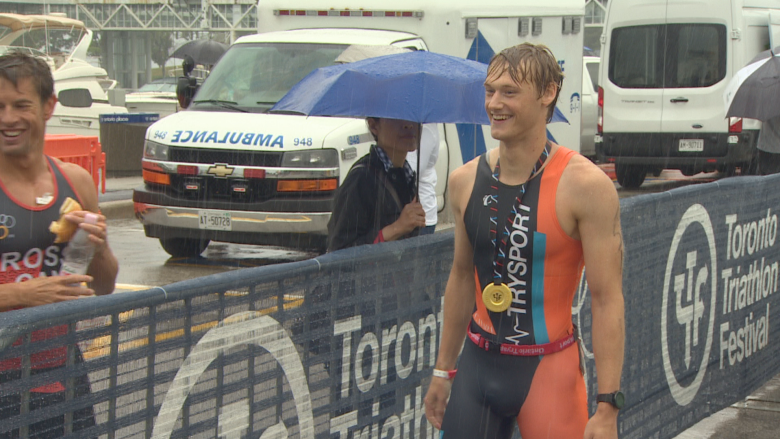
327 145 418 252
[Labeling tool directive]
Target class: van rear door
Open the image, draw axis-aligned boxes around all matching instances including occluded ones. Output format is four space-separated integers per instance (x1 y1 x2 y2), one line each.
660 1 730 162
602 1 668 161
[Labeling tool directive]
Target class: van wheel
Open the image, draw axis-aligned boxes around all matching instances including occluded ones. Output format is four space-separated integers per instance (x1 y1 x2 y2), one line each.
160 237 210 257
615 164 646 188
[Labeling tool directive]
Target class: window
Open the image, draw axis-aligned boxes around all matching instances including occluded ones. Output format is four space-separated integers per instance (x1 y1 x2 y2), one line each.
585 0 607 25
609 25 663 88
609 23 726 89
194 43 349 112
666 24 726 88
136 78 178 93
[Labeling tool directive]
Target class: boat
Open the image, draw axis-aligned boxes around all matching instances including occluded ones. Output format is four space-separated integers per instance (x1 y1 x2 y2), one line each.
0 13 128 141
124 77 180 117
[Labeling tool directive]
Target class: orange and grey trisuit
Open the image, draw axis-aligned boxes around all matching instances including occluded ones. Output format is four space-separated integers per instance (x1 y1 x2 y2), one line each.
441 147 587 439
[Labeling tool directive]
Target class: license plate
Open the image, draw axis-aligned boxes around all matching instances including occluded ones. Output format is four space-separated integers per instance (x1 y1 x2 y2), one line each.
198 210 232 231
679 139 704 152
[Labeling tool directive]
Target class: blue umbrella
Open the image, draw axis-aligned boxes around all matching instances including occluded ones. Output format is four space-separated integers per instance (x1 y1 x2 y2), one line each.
272 50 490 124
271 50 569 124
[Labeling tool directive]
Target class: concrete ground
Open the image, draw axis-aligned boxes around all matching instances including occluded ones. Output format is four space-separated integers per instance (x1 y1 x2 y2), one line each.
674 375 780 439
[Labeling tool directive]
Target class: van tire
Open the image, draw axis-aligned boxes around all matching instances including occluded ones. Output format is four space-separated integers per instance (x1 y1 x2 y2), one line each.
160 237 210 257
615 164 646 188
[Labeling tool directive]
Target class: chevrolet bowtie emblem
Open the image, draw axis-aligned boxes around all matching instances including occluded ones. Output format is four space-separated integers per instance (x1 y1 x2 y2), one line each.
207 164 234 178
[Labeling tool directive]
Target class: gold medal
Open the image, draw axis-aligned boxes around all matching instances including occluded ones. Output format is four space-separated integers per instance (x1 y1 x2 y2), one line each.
482 283 512 312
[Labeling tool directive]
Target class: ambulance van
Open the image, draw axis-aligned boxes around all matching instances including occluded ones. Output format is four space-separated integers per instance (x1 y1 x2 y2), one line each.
133 0 586 256
597 0 780 188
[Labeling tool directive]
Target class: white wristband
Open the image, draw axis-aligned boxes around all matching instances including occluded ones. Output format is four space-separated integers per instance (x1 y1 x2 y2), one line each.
432 369 457 380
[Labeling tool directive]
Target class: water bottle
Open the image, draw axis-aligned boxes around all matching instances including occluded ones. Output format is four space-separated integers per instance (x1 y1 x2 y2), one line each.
60 213 99 276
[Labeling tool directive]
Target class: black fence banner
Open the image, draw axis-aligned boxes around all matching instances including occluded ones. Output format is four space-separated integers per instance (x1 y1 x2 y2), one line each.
1 174 779 439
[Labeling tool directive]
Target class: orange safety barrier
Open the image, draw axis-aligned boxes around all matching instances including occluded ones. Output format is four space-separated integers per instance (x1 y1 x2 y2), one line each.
44 134 106 194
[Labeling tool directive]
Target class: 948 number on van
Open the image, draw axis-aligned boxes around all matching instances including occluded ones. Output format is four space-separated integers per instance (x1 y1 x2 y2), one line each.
199 210 232 231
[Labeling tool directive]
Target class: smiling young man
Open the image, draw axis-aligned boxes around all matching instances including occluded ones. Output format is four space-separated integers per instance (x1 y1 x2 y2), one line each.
0 51 118 437
424 43 625 439
327 117 426 251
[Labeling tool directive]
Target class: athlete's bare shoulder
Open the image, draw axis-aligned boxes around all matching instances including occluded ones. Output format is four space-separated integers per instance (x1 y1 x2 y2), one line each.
561 154 617 199
558 154 618 210
450 155 480 191
564 154 615 180
556 152 619 238
55 159 100 212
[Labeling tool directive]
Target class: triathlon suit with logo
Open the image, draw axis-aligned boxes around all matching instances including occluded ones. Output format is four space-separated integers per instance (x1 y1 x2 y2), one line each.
440 146 588 439
0 156 95 437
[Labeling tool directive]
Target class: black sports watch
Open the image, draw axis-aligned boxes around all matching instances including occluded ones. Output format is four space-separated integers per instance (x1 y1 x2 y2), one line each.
596 391 625 409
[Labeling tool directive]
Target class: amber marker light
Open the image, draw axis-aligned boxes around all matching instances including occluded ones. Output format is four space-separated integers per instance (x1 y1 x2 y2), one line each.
143 170 171 185
142 162 171 185
277 179 338 192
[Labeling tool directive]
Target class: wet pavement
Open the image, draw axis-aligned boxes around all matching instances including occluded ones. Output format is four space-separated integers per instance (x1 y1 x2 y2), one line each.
674 375 780 439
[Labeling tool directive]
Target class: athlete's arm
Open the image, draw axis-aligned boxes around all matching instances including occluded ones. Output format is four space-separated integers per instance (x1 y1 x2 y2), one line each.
0 275 95 311
564 159 625 439
424 162 476 429
60 161 118 296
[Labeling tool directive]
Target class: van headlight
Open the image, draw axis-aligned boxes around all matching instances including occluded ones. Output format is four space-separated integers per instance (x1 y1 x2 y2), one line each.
143 140 169 160
281 149 338 168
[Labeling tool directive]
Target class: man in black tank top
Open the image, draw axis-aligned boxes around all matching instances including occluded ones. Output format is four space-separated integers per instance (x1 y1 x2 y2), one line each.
0 52 118 437
424 44 625 439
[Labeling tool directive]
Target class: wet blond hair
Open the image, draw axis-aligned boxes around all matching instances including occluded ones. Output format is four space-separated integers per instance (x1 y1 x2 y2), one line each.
487 43 564 122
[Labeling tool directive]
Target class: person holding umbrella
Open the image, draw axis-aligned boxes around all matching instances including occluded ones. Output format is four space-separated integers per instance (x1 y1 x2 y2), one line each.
270 50 494 251
724 47 780 175
757 115 780 175
424 43 625 439
326 118 426 251
751 49 780 175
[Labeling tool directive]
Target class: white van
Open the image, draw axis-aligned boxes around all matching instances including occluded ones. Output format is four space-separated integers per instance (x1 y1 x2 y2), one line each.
597 0 780 188
581 56 600 159
133 0 585 256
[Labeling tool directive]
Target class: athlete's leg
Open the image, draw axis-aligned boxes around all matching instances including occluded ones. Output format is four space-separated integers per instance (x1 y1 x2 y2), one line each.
516 344 588 439
440 342 528 439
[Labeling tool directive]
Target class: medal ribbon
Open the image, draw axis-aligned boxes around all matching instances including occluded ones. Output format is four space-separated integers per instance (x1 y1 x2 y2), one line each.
489 141 551 286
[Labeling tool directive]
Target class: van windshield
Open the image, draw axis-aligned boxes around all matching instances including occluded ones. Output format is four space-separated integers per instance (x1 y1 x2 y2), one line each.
193 42 349 113
609 24 726 89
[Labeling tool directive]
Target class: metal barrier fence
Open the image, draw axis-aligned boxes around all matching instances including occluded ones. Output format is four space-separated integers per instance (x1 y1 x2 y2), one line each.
596 173 780 438
0 234 451 439
1 174 779 439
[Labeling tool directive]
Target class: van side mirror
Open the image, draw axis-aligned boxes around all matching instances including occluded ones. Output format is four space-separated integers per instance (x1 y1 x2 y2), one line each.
58 88 93 108
176 76 199 109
